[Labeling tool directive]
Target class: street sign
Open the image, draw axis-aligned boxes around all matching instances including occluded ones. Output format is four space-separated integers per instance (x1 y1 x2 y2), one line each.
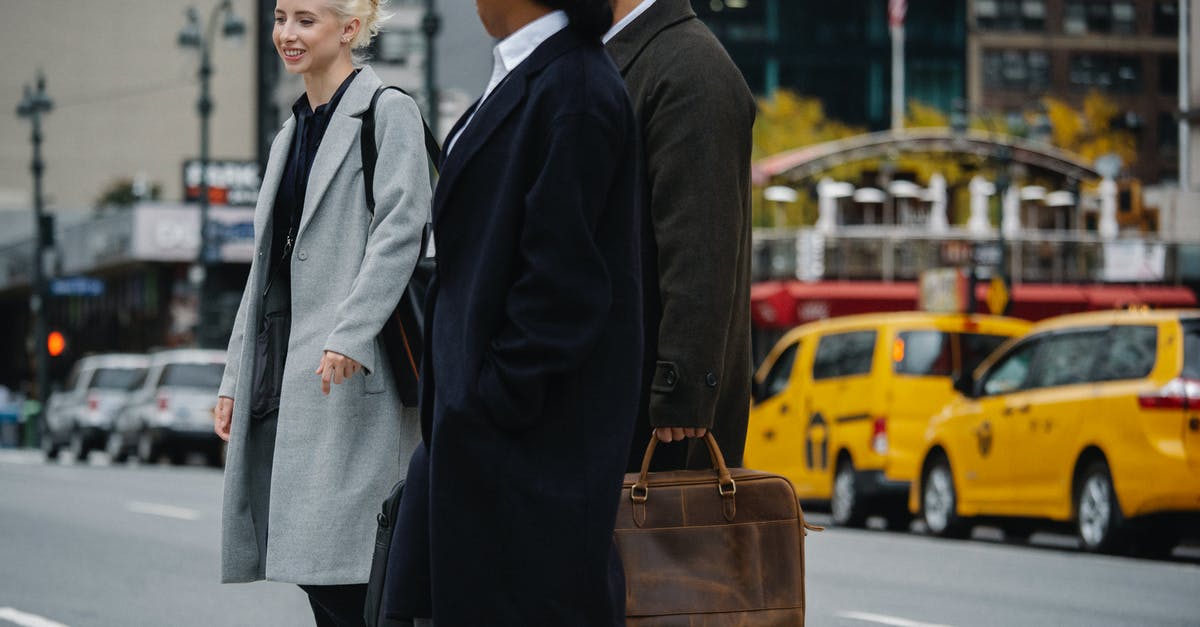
49 277 104 297
920 267 965 313
986 275 1010 315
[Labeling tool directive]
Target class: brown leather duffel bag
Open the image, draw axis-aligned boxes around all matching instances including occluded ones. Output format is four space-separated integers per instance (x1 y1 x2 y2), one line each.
615 433 819 626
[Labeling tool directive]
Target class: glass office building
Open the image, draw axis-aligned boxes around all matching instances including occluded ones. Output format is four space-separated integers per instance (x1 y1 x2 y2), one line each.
693 0 968 130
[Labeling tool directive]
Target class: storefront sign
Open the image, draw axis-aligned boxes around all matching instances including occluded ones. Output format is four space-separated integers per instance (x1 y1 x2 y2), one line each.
182 160 261 206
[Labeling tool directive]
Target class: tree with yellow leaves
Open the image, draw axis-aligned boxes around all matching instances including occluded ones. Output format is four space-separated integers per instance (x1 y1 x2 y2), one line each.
1043 91 1138 171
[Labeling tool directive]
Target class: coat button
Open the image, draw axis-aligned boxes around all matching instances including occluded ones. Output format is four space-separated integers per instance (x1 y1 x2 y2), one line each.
664 369 677 386
705 372 718 388
297 250 308 261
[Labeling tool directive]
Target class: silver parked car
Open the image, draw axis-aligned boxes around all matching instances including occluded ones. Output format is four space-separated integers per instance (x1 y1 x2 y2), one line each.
108 349 225 466
43 353 149 461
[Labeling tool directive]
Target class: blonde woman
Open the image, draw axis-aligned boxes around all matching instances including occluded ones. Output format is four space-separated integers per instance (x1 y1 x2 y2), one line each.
211 0 430 623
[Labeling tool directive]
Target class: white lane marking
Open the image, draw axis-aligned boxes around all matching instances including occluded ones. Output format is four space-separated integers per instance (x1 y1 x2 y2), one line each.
0 607 71 627
126 500 200 521
836 611 953 627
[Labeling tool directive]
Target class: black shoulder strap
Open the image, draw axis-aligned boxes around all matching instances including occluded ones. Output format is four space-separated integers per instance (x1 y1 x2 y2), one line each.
360 85 442 214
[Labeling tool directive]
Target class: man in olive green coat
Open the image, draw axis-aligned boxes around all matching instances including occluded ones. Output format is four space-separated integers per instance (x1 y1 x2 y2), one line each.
606 0 756 470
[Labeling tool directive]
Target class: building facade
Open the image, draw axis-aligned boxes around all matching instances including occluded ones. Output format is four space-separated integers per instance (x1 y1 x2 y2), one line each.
0 0 477 392
967 0 1179 183
693 0 968 131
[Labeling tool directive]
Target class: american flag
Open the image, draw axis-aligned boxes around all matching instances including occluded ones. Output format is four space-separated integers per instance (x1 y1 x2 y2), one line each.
889 0 907 28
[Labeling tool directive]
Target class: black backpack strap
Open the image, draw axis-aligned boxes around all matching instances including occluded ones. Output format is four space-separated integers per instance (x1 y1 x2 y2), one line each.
360 85 442 214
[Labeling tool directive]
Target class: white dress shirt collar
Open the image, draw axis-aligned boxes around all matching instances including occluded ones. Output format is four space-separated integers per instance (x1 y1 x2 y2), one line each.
603 0 657 44
482 10 570 102
446 10 568 155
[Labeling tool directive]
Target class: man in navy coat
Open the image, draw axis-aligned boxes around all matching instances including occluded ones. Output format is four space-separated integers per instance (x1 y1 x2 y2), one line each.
384 0 643 624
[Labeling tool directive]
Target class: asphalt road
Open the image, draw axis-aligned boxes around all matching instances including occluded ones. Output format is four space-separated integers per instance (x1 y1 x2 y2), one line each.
1 448 1198 627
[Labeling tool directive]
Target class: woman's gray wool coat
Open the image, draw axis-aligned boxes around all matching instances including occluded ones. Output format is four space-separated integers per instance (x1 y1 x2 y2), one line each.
217 66 430 585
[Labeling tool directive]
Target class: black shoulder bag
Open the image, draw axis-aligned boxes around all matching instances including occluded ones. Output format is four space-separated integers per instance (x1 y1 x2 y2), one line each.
360 86 441 627
359 85 441 408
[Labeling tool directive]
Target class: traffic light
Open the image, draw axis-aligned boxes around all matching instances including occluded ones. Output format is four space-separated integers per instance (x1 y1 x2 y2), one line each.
47 331 65 357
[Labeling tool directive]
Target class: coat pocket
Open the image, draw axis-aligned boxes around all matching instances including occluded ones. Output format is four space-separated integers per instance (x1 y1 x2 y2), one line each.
250 311 290 419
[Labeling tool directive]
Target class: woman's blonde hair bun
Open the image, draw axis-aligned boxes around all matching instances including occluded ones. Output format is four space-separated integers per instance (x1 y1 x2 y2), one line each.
329 0 391 52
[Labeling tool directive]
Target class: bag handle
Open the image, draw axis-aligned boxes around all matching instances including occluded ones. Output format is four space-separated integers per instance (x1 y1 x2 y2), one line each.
360 85 442 216
630 432 737 525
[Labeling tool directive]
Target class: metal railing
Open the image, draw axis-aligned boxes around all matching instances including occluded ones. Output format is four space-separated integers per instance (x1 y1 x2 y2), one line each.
752 226 1194 285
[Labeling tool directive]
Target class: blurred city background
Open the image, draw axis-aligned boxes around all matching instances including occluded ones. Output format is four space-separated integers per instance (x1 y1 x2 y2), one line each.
1 1 1199 626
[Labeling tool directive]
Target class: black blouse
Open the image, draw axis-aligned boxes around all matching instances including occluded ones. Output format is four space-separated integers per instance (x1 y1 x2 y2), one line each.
268 69 360 282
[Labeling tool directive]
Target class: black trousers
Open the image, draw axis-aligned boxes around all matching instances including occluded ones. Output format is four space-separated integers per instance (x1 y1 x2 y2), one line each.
299 584 368 627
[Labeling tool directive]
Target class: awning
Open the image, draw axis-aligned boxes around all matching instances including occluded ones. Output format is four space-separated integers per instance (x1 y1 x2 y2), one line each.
750 280 1198 329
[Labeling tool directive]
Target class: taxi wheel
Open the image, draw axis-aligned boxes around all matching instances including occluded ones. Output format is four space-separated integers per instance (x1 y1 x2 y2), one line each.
921 457 969 539
831 460 867 528
106 432 130 463
69 430 91 463
1075 461 1126 554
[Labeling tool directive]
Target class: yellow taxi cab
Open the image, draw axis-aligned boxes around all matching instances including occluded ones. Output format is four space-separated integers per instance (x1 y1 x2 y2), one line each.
745 312 1031 528
911 309 1200 555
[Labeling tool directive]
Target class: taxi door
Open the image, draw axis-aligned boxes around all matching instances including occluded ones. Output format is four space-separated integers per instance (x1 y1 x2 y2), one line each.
1009 330 1107 509
965 337 1042 508
808 329 879 480
746 339 809 489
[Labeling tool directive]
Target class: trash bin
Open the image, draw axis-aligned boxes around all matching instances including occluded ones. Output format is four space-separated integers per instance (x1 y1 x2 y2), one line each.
0 404 19 448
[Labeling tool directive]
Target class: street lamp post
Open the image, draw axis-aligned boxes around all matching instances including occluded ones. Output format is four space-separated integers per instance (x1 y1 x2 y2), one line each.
422 0 441 137
16 72 53 447
178 1 245 348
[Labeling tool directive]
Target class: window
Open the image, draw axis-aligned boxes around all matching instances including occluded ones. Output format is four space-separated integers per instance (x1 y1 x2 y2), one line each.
894 331 952 376
813 331 877 380
1070 54 1142 93
1095 326 1158 381
760 342 799 400
1027 330 1107 388
984 49 1050 91
1065 1 1136 35
1160 55 1179 96
1182 321 1200 379
982 340 1037 395
1155 1 1180 37
961 333 1013 377
1159 111 1180 151
88 368 146 391
976 0 1045 31
159 363 225 389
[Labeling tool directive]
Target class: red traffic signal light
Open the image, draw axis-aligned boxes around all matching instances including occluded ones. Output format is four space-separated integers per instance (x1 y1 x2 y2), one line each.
47 331 65 357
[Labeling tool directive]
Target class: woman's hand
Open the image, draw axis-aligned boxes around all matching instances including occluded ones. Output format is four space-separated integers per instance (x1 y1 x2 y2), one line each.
654 427 708 443
213 396 234 442
316 350 363 395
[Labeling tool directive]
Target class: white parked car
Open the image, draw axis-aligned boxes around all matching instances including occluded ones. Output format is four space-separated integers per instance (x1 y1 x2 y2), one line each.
108 349 226 466
43 353 149 461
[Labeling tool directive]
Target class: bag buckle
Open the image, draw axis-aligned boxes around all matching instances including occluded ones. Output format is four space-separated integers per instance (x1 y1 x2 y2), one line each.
718 479 736 497
630 484 649 503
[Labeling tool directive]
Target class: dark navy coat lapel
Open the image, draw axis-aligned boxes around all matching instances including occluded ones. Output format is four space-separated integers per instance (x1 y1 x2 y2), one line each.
432 29 583 232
